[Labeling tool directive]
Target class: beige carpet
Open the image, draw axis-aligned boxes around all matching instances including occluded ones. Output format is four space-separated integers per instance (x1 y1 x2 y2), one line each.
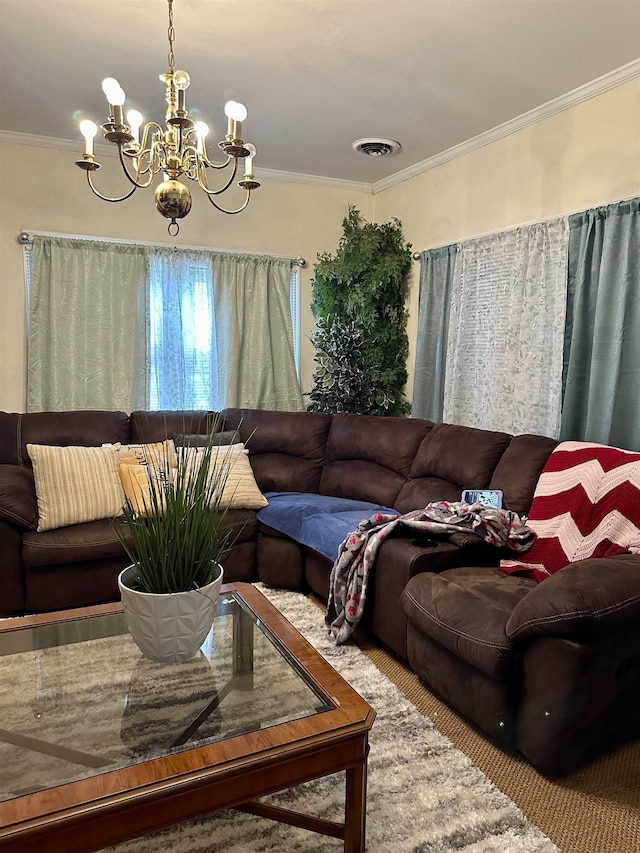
353 628 640 853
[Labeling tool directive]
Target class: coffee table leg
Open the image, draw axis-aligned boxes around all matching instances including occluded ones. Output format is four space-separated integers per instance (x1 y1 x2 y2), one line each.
344 753 368 852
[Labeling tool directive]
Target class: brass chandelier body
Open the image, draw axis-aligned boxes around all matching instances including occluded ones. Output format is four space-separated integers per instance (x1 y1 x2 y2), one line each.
76 0 259 235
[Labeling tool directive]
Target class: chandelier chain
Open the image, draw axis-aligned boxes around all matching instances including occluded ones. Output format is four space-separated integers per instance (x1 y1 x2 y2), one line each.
167 0 175 74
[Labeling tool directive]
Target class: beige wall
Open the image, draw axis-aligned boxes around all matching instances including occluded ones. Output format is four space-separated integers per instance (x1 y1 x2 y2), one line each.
0 141 373 411
374 78 640 400
1 79 638 412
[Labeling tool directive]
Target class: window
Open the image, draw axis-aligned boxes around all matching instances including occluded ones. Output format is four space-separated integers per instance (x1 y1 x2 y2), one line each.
25 236 304 413
147 251 219 410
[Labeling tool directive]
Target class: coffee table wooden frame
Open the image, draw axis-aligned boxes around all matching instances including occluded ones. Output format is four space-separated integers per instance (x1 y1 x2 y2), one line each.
0 583 375 853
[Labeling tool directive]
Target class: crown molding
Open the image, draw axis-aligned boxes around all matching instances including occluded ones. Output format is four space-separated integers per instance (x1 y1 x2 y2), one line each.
0 130 372 194
373 58 640 195
251 166 371 194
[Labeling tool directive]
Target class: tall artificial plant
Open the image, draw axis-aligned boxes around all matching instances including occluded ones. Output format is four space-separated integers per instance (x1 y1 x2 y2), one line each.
307 207 412 416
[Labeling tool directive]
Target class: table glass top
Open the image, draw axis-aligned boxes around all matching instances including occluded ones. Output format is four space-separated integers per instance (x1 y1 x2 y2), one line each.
0 592 332 801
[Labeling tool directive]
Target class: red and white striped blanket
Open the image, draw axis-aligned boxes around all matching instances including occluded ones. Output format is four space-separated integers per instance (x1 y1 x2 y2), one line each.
500 440 640 583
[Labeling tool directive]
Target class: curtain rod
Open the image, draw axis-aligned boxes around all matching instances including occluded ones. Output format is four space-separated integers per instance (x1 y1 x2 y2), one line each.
16 230 306 267
411 193 638 260
411 212 566 259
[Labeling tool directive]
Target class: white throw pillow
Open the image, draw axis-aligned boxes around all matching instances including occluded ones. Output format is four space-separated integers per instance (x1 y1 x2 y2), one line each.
179 443 268 509
27 444 125 532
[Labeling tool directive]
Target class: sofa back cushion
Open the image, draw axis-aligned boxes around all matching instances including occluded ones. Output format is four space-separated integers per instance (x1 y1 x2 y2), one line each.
221 409 333 493
489 433 558 515
319 413 432 507
395 422 512 513
129 410 214 443
0 411 130 467
0 465 39 529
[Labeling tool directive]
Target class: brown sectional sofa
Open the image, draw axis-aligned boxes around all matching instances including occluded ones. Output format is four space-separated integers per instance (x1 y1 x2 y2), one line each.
1 406 639 776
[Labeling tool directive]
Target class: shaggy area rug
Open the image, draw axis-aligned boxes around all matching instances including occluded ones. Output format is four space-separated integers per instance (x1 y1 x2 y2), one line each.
102 584 557 853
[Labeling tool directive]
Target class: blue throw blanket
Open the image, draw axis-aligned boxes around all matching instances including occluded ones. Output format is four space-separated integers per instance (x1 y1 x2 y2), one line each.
257 492 399 561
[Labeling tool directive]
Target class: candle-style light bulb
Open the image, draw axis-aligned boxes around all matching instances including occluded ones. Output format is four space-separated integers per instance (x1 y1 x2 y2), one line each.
126 110 143 144
244 143 256 175
194 121 209 154
173 70 190 112
101 78 126 125
224 101 247 139
79 119 98 156
101 78 122 105
173 70 190 91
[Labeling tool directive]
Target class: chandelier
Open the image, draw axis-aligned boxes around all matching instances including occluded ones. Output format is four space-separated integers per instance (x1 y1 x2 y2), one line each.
75 0 259 236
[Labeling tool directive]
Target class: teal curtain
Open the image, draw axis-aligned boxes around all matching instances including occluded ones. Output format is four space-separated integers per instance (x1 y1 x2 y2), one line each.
411 244 457 421
27 236 148 412
211 253 304 410
561 198 640 449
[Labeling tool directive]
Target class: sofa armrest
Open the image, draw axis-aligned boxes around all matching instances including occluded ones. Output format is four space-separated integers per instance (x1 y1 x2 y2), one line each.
0 465 38 530
505 555 640 643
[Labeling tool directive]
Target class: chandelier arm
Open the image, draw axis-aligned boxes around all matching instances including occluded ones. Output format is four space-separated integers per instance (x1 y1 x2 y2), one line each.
199 141 233 170
205 189 252 215
197 158 240 196
117 146 156 189
86 170 138 203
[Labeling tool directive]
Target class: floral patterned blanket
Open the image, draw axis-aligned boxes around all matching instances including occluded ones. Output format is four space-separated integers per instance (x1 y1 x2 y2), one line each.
325 501 535 644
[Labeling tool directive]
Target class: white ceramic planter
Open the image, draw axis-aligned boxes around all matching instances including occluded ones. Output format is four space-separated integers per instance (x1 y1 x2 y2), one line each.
118 563 224 663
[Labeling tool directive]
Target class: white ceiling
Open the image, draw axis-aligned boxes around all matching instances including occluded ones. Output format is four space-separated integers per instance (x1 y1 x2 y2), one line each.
1 0 639 186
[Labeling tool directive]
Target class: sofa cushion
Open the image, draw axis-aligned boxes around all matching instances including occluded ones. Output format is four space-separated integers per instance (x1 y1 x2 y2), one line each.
174 431 237 447
506 555 640 643
0 410 130 466
319 413 430 507
257 492 397 561
402 566 535 678
0 465 38 530
129 410 214 444
22 517 132 567
27 444 125 532
22 509 256 568
396 423 512 513
221 408 333 493
489 433 557 515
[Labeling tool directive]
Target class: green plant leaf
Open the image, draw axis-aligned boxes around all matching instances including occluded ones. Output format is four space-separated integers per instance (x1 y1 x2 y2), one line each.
308 207 412 416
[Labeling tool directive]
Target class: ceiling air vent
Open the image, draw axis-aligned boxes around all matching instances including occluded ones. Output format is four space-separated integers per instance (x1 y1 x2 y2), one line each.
352 138 401 157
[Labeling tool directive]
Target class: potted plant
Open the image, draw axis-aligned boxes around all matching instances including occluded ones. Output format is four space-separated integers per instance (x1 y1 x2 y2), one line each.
117 426 233 663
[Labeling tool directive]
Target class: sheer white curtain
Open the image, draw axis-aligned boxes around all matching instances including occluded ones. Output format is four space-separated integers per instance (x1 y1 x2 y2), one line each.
147 249 219 409
443 219 569 437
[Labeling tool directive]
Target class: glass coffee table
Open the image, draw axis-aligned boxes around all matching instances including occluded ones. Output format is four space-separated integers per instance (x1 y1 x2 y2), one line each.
0 583 375 852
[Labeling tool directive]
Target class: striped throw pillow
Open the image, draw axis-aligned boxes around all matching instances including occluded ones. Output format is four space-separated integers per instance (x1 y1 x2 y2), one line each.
27 444 125 532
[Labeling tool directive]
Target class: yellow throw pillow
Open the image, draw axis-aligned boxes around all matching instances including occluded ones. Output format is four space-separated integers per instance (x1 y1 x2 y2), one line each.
106 440 177 469
27 444 125 532
180 443 268 509
119 463 171 516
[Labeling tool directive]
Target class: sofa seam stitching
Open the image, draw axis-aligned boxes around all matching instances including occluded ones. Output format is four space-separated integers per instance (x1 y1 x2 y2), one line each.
508 593 640 637
403 588 511 650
